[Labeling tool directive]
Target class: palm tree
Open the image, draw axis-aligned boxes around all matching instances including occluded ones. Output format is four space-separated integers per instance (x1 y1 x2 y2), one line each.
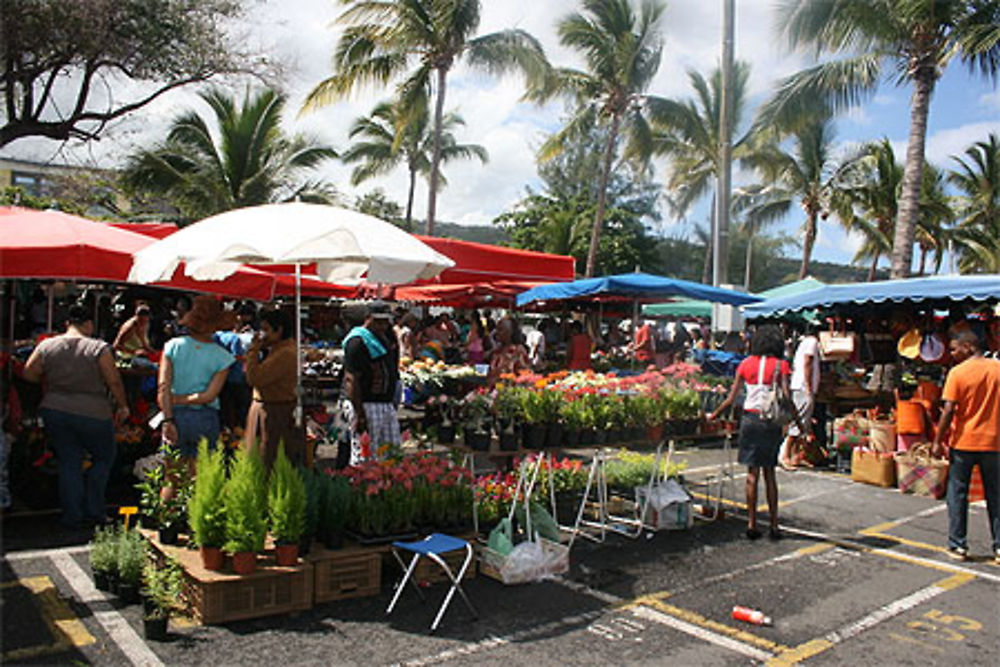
733 184 796 290
761 0 1000 279
525 0 668 278
914 164 953 275
302 0 547 236
652 62 753 220
123 88 337 220
741 111 852 279
949 133 1000 272
341 97 487 231
837 139 902 280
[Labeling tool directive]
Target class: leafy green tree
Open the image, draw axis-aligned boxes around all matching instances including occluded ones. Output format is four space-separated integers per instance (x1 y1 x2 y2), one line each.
122 88 338 222
303 0 547 236
949 133 1000 272
652 62 753 219
740 110 853 279
341 97 487 230
494 119 661 276
760 0 1000 279
837 139 903 280
355 189 404 226
914 164 953 275
525 0 669 277
1 0 254 147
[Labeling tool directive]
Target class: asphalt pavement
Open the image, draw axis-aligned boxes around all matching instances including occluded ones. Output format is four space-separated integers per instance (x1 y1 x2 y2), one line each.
3 444 999 666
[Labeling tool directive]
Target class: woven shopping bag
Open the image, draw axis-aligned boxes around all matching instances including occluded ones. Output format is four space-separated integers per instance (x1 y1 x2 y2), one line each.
834 413 870 451
894 444 949 499
851 448 896 487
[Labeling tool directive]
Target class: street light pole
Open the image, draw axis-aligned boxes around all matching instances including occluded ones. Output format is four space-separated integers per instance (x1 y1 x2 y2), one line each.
713 0 734 289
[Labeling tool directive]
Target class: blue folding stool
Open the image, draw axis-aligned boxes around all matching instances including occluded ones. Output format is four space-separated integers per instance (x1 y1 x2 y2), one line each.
386 533 478 632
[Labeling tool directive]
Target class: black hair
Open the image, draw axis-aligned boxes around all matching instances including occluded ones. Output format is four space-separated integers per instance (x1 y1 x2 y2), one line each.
951 329 981 350
260 309 294 340
237 302 257 317
67 303 91 326
570 321 583 334
750 324 785 358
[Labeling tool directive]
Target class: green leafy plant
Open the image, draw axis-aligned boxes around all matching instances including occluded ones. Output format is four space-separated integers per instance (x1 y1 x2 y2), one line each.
605 450 688 492
321 474 351 539
559 398 587 430
142 557 184 620
116 529 147 587
223 447 267 554
89 525 119 575
459 389 492 430
300 467 322 542
187 440 227 548
521 388 562 424
667 389 701 420
267 445 307 545
492 385 524 429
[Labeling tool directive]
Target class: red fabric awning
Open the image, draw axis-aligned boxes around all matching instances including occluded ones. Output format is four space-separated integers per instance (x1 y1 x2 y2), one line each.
414 236 575 284
393 281 551 308
109 222 179 239
0 207 276 300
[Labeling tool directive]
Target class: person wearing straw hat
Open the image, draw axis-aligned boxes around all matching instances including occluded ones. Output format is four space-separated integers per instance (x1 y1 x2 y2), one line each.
931 328 1000 563
157 296 235 466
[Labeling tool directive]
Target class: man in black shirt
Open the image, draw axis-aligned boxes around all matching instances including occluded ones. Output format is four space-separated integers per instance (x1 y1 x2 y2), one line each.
338 301 401 465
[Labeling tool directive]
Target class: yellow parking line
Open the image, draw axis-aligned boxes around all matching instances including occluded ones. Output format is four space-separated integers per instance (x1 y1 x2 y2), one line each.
643 598 791 652
1 576 95 661
766 638 833 666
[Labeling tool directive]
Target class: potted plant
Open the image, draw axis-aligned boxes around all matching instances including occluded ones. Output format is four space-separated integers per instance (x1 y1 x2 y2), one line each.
88 525 118 591
115 529 145 604
267 445 307 566
559 397 586 449
223 447 267 575
141 557 183 641
460 389 492 451
427 394 456 444
320 474 351 550
492 385 522 452
300 467 321 555
136 465 163 531
188 440 227 570
519 390 548 449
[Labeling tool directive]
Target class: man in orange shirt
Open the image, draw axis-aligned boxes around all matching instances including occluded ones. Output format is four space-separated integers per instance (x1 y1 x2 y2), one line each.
931 329 1000 562
631 320 655 364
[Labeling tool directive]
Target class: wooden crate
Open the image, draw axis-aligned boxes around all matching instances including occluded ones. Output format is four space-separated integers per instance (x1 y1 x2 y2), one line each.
144 532 313 625
309 545 382 604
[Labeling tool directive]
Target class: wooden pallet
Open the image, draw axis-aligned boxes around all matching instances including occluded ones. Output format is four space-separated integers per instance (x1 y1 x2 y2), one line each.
144 532 313 625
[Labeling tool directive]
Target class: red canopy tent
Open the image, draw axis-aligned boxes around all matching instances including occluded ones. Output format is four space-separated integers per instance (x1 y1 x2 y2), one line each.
1 207 275 300
414 236 575 284
393 280 551 308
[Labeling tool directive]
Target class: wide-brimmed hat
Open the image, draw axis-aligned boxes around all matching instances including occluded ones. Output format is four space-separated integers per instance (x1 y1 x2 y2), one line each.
179 295 235 334
897 328 922 359
919 333 945 363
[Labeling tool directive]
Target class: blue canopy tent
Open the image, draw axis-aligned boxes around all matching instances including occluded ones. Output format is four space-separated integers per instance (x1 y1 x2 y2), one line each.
744 274 1000 319
642 277 825 319
515 272 762 308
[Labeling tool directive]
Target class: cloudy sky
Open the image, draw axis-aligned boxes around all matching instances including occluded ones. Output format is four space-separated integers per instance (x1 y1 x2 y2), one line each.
6 0 1000 271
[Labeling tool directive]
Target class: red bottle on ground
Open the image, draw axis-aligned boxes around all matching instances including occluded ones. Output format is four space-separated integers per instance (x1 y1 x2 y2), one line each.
732 605 772 626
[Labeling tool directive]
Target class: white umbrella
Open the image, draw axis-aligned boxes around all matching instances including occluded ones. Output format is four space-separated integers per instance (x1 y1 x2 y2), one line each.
128 202 454 424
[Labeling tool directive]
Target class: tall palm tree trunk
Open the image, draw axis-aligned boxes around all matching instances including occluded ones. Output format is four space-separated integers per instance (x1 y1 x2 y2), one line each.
425 66 449 236
867 252 879 281
799 210 817 280
585 113 621 278
405 166 417 232
918 246 928 276
891 70 935 279
743 234 753 291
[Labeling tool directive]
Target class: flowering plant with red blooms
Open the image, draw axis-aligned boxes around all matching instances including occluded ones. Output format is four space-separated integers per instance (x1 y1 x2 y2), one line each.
337 452 473 535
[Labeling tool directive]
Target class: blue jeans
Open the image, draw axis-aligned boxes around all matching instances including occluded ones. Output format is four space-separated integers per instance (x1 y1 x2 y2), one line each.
947 449 1000 552
40 408 116 526
173 406 220 458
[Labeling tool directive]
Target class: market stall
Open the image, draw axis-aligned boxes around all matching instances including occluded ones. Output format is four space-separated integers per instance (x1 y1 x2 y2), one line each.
744 274 1000 492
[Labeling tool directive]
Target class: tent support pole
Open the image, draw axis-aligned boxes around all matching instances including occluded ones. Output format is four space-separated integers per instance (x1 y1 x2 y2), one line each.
295 264 303 428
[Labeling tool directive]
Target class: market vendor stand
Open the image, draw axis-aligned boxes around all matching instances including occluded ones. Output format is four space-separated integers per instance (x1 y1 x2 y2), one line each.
744 274 1000 483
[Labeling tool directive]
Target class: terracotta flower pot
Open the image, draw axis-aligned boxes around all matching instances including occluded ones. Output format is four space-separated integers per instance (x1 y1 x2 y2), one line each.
274 543 299 566
231 551 257 575
200 546 225 571
646 424 664 443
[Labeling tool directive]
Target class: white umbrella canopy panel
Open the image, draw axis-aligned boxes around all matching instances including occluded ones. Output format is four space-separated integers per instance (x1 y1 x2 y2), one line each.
128 202 455 427
127 202 454 285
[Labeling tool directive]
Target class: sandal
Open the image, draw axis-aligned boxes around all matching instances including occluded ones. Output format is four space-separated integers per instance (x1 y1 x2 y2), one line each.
769 527 782 541
746 528 762 541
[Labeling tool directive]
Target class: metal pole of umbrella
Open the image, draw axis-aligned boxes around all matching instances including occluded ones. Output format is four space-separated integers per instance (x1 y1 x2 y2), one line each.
46 282 54 332
295 264 303 428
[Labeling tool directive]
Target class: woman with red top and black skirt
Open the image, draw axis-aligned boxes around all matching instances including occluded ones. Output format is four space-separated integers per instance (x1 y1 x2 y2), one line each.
708 325 802 541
